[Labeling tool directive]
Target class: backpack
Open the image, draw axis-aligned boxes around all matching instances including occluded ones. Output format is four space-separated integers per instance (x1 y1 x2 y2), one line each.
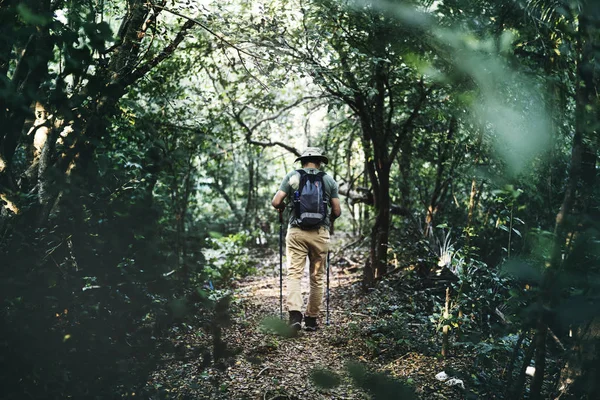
293 170 327 228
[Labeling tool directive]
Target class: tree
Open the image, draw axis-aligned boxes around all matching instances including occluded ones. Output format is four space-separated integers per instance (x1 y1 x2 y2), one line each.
0 1 206 396
255 0 438 287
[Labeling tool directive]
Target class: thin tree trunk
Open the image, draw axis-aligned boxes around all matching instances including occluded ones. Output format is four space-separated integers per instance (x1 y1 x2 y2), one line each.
442 287 451 357
424 117 456 236
36 122 59 227
509 331 538 399
550 5 599 397
399 133 412 209
556 318 600 399
243 153 255 229
364 164 390 289
505 330 528 387
465 178 478 241
531 318 548 400
178 154 194 275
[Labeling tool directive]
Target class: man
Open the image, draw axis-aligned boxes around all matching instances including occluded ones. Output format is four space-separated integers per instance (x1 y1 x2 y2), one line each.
271 147 341 332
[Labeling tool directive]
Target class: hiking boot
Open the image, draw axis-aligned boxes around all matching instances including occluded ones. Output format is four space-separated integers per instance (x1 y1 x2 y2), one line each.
304 315 319 331
288 311 303 334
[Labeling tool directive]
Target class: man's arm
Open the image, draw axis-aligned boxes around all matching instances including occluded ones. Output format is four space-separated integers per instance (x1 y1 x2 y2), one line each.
330 197 341 219
329 197 341 234
272 190 288 210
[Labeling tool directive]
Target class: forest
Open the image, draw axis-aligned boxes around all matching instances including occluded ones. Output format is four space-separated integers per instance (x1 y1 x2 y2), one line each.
1 0 599 399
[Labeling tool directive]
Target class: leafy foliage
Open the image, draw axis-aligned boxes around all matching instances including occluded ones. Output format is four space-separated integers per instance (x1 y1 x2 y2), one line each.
1 0 599 398
203 231 257 284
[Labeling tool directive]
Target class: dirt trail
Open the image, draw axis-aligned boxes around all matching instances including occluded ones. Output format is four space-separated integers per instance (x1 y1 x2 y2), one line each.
220 253 370 399
145 247 473 399
144 247 374 399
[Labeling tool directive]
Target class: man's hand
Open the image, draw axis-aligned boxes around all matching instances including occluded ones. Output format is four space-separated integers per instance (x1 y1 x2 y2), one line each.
272 190 288 224
277 204 285 223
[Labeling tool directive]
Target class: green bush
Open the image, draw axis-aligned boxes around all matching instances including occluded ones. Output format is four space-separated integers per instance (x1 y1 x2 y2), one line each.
203 231 257 285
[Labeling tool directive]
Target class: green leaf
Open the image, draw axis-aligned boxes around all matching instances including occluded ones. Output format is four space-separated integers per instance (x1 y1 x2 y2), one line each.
310 368 341 389
346 361 416 400
168 298 188 319
17 4 51 26
260 317 295 337
500 259 543 284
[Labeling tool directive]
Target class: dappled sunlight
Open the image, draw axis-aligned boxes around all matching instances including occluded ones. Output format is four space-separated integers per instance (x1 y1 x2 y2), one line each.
2 0 598 398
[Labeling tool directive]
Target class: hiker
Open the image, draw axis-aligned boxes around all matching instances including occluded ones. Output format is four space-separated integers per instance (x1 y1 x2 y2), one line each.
271 147 341 332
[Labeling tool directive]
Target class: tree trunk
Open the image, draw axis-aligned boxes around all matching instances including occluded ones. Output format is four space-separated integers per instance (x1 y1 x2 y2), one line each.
424 117 456 236
556 318 600 399
442 287 451 357
505 330 528 388
0 0 52 194
530 318 548 400
552 5 600 397
465 178 478 241
398 133 412 209
36 121 59 227
364 163 390 288
243 152 255 229
176 154 194 274
509 331 538 399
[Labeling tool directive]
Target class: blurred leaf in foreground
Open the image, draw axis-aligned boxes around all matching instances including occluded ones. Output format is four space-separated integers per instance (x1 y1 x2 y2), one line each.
346 361 417 400
260 317 295 337
501 259 543 284
310 368 342 389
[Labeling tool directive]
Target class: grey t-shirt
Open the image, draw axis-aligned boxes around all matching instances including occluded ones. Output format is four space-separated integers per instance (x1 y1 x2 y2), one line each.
278 168 339 229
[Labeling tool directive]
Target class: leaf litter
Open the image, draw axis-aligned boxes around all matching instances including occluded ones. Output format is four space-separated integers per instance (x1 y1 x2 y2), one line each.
144 246 494 399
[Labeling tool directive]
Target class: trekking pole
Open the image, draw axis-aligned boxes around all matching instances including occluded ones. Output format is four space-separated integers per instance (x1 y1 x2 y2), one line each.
278 208 284 320
326 217 334 326
326 249 330 326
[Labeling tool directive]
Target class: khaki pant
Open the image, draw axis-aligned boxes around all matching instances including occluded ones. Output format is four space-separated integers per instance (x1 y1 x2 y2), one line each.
286 226 330 317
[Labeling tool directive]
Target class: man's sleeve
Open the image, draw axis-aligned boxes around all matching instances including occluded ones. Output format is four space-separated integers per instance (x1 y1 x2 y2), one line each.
278 172 292 194
328 177 340 199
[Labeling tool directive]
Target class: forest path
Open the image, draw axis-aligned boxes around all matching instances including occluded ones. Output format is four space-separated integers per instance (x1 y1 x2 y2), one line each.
145 241 473 399
212 246 373 399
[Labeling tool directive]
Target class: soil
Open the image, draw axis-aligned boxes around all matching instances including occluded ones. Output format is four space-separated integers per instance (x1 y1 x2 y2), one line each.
144 245 483 400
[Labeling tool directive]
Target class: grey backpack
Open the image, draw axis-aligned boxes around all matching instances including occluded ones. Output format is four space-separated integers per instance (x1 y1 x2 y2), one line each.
293 170 327 228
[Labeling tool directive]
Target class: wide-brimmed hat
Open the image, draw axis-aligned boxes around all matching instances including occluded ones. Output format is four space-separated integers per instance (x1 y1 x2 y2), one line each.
294 147 329 165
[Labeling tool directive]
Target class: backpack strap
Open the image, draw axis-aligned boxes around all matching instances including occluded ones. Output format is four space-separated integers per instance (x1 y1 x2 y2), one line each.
294 169 307 193
317 171 328 206
296 169 325 178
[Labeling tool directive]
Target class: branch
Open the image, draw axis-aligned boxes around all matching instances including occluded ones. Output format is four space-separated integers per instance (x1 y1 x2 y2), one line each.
246 139 300 157
247 96 318 133
284 29 356 106
199 181 243 220
235 48 269 91
230 96 318 157
151 4 268 61
121 18 195 88
338 183 409 216
389 80 432 161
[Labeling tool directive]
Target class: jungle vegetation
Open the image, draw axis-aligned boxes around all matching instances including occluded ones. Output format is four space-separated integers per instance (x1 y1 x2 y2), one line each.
1 0 598 398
